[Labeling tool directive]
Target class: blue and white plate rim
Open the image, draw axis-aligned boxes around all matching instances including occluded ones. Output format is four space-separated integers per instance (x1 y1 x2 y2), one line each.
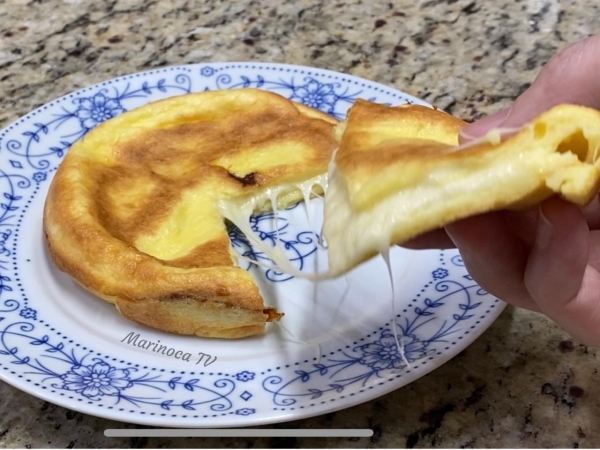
0 62 506 428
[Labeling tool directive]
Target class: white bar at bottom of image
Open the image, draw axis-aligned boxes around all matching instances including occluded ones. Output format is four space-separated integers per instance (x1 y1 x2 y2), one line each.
104 428 373 438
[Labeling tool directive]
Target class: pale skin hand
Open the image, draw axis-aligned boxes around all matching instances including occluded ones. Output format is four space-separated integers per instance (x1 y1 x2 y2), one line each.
403 33 600 347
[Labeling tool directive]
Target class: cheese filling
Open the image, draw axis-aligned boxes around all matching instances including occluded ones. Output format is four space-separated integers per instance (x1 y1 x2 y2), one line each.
221 152 408 357
221 127 517 356
222 125 527 281
218 173 331 281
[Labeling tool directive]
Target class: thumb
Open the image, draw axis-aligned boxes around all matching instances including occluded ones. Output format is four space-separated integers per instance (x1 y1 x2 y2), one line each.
461 33 600 140
524 197 589 309
523 197 600 346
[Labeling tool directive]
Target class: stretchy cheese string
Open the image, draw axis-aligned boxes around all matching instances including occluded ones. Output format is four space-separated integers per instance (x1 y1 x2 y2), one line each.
226 123 522 358
232 206 409 362
273 319 322 363
327 274 351 337
224 125 524 281
449 126 524 152
380 246 411 369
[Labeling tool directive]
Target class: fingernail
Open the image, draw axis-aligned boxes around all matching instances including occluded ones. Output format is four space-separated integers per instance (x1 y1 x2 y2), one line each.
459 107 512 141
536 204 554 250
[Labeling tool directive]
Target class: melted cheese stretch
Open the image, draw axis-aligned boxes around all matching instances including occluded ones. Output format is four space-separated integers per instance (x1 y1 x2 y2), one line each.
222 179 406 359
451 126 524 149
218 174 332 281
219 123 549 359
221 126 509 280
219 148 427 359
221 126 518 281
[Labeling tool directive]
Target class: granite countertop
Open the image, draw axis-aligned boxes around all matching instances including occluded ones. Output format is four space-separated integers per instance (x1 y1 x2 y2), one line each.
1 0 599 448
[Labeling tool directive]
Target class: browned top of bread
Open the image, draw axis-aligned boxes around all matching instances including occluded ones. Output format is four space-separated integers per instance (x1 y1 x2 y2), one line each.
43 88 338 338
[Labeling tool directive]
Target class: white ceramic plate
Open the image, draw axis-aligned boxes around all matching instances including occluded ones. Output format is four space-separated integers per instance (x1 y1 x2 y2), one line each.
0 63 505 427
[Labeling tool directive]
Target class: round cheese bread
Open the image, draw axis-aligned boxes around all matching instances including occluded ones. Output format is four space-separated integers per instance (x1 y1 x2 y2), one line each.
43 89 338 339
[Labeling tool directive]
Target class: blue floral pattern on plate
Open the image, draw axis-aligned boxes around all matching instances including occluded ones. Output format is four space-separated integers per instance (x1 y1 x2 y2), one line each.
75 93 126 130
0 63 505 427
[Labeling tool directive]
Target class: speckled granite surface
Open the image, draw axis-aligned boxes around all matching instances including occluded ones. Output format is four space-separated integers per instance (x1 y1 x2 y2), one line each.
1 0 599 448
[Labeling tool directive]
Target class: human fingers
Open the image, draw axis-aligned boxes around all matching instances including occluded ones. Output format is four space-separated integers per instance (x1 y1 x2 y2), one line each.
522 197 600 345
399 208 539 250
504 209 539 247
400 228 456 250
444 211 540 312
582 195 600 229
524 197 589 308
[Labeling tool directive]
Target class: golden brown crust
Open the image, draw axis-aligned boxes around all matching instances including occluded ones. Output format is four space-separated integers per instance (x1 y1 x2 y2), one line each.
334 100 467 210
44 89 337 339
323 101 600 277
